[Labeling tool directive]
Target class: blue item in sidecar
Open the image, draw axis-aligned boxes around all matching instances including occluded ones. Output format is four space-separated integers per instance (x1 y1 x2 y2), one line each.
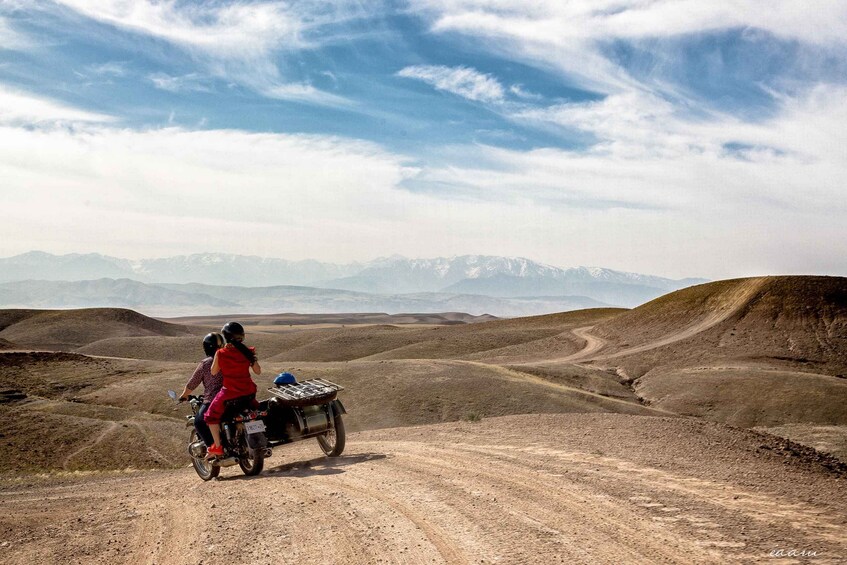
274 372 297 386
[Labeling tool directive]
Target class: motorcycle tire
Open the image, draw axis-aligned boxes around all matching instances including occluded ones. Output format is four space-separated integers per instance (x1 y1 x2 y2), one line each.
189 429 220 481
238 437 265 477
317 412 346 457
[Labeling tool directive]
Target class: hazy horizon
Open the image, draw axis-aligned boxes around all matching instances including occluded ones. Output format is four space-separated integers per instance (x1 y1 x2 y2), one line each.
1 2 846 281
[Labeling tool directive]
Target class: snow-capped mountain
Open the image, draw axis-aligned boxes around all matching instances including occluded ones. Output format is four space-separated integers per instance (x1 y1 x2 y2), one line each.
314 255 568 294
0 251 707 308
315 255 705 304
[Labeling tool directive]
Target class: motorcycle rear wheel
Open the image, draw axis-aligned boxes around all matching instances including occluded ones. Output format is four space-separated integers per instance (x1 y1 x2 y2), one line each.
317 412 346 457
189 429 220 481
238 435 265 476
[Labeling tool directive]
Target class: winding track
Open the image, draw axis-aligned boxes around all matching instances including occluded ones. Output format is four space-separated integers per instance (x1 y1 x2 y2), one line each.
531 277 769 366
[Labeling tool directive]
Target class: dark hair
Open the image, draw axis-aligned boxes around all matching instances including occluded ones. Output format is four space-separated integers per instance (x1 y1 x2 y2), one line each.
221 322 256 364
231 339 257 364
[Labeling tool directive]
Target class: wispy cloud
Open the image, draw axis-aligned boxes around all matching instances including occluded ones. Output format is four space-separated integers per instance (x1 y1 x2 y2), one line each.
52 0 350 106
418 0 847 95
53 0 304 56
262 82 352 106
0 15 32 51
512 91 684 157
87 61 128 77
0 85 113 124
402 88 847 276
397 65 504 103
148 72 211 93
508 84 542 100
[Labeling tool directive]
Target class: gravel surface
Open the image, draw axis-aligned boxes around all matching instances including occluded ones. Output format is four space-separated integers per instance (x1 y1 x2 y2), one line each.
2 413 845 564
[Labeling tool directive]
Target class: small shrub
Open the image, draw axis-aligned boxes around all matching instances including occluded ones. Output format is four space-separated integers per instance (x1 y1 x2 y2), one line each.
464 411 483 422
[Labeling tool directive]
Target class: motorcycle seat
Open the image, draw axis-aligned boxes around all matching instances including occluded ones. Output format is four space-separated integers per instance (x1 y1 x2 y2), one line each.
221 394 258 421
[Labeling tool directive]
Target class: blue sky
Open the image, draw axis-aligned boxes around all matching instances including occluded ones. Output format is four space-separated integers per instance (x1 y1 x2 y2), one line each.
1 1 846 279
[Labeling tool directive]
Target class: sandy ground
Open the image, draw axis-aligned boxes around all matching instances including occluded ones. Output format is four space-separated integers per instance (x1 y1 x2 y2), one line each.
2 414 845 565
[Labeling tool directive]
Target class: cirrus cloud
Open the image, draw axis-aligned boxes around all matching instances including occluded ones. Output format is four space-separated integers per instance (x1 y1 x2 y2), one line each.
50 0 356 106
397 65 505 103
0 85 114 124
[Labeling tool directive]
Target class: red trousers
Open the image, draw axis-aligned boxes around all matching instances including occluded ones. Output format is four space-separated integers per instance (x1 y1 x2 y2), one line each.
205 384 258 424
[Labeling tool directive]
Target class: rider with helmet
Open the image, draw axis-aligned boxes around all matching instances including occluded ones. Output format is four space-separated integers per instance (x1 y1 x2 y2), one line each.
204 321 262 458
178 332 224 449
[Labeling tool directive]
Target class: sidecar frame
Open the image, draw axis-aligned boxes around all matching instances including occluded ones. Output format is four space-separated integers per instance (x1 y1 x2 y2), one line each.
260 379 346 447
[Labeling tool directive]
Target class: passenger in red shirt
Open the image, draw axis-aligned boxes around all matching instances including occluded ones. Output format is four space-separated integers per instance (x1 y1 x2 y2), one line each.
204 321 262 458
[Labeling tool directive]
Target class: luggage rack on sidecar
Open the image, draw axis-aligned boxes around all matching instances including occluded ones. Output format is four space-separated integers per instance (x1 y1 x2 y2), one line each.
267 378 344 407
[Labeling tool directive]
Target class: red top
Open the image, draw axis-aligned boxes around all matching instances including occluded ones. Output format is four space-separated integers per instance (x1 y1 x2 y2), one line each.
216 344 257 396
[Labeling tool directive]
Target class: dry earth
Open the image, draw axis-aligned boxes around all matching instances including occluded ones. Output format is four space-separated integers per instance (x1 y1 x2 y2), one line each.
2 276 847 563
2 414 846 565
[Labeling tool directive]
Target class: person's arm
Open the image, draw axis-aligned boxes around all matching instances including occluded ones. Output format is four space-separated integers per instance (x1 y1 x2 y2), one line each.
181 361 205 400
250 347 261 375
211 350 220 376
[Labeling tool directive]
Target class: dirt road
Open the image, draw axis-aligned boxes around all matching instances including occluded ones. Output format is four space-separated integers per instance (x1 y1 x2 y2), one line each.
2 414 845 564
532 278 771 367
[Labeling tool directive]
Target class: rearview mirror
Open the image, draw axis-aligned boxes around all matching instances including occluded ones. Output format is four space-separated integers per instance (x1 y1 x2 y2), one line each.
167 390 177 400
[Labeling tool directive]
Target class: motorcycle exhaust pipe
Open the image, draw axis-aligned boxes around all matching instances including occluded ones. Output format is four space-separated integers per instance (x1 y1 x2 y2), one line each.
263 448 273 458
216 457 238 467
188 441 206 458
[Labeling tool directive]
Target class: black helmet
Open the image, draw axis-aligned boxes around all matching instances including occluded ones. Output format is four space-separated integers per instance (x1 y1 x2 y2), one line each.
221 321 245 343
202 332 224 356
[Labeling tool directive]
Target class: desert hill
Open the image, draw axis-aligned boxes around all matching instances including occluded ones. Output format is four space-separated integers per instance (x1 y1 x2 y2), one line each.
544 276 847 440
74 309 622 364
0 351 657 474
591 276 847 375
0 308 197 350
165 312 498 327
1 276 846 472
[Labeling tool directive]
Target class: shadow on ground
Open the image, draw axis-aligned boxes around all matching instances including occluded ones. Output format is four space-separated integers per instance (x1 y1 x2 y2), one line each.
219 452 388 481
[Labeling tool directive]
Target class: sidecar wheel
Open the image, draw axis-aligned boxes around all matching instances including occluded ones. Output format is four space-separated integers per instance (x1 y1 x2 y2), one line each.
317 413 346 457
189 430 219 481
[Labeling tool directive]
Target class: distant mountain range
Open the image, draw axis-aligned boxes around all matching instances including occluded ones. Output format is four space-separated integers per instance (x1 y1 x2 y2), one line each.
0 279 609 318
0 251 360 287
0 251 708 315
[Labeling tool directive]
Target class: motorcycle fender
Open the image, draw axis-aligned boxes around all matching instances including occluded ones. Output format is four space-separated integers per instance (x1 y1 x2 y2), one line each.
330 399 347 416
247 431 268 452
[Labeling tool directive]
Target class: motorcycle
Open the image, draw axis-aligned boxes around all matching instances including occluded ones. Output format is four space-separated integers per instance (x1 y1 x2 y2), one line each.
169 377 346 481
168 389 270 480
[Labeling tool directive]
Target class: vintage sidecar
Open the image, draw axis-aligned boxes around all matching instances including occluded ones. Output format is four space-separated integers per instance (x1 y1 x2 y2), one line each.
259 377 347 457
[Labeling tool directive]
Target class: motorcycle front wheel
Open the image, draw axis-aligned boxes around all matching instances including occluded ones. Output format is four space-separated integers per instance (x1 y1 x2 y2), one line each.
317 412 346 457
189 429 220 481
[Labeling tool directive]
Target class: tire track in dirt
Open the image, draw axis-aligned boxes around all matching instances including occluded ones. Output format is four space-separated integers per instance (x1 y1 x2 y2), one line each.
442 359 675 416
4 414 846 565
353 440 719 564
449 442 847 549
62 422 120 470
326 479 471 564
127 421 183 467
